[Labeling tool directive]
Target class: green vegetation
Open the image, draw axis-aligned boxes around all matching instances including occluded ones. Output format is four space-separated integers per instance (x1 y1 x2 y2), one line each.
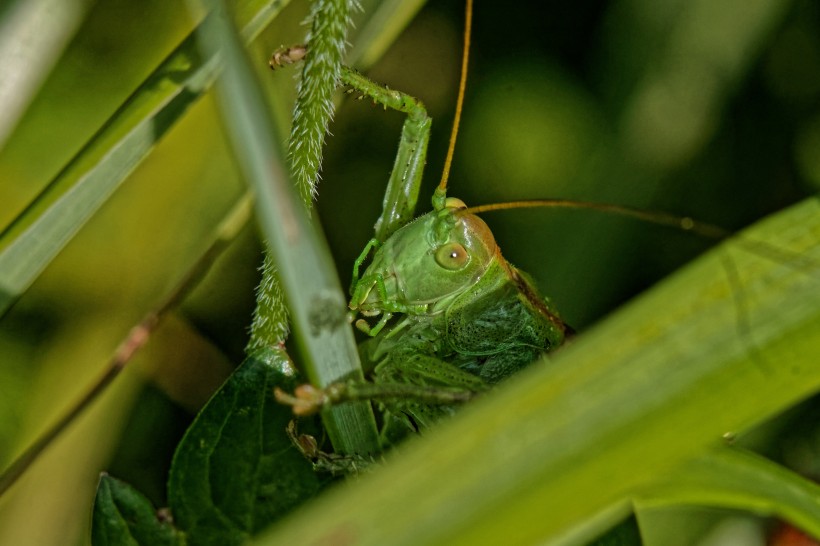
1 0 819 544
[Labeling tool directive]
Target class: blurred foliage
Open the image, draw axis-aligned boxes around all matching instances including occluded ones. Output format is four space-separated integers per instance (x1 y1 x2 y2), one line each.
0 0 818 544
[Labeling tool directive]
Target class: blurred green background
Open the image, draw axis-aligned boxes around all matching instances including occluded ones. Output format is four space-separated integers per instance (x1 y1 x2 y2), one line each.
0 0 819 544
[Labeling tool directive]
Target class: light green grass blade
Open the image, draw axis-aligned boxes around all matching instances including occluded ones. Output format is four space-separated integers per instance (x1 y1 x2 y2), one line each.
255 197 820 545
195 0 380 455
0 0 291 318
0 0 91 149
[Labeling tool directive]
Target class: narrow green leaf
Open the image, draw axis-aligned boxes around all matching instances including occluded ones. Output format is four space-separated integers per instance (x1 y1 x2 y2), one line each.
194 0 380 455
167 349 324 546
0 0 291 319
92 474 182 546
254 197 820 545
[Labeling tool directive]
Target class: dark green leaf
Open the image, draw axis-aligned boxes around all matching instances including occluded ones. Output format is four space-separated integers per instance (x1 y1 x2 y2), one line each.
92 474 182 546
167 348 324 546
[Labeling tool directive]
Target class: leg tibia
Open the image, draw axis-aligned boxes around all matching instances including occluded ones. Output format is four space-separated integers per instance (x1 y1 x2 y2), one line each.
340 67 432 241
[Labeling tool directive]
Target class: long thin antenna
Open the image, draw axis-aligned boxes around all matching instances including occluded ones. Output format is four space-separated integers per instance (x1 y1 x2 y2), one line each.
464 199 731 240
437 0 473 197
466 198 820 280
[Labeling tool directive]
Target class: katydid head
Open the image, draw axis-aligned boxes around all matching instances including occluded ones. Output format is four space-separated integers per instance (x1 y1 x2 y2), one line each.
349 200 499 329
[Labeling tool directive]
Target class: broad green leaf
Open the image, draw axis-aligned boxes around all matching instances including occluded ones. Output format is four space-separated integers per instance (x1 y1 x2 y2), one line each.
254 197 820 546
92 474 182 546
0 0 292 319
167 348 324 546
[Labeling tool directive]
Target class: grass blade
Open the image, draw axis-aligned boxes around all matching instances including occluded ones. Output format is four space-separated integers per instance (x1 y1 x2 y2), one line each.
0 0 292 318
195 0 380 454
0 0 91 149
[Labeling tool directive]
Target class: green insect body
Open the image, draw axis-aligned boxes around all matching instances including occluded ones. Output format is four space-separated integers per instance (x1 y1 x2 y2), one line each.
273 10 570 450
346 197 569 443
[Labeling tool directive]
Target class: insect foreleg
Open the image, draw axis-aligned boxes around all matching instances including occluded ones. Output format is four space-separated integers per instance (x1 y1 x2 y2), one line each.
349 271 389 310
270 49 431 240
286 420 380 475
356 311 393 336
350 237 381 292
349 271 427 335
340 67 432 241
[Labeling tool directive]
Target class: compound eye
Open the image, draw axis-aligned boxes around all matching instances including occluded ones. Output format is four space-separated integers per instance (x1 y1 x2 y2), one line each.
435 242 469 270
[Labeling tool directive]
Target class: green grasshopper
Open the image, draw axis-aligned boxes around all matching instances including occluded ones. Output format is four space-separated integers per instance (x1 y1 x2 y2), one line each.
273 0 572 448
1 2 817 544
340 194 571 444
278 124 569 447
272 0 728 453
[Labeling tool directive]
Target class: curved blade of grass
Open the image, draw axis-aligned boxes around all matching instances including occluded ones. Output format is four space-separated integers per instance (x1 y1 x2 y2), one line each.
0 0 91 149
636 447 820 539
195 0 379 455
255 197 820 545
0 0 291 319
247 0 432 446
